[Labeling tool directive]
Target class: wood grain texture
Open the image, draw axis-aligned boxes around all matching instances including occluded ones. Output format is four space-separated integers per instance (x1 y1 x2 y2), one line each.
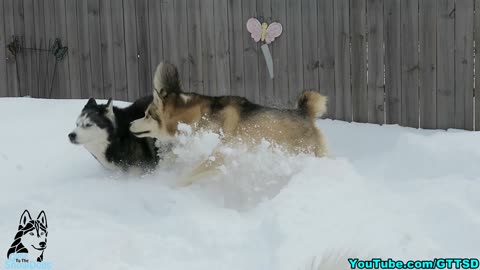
454 0 474 130
228 0 245 98
317 0 335 118
301 0 319 94
200 0 216 95
334 0 351 121
384 0 401 124
242 0 259 102
123 0 139 100
33 0 46 98
214 0 231 96
271 0 288 107
14 0 27 97
66 0 81 99
54 0 69 99
257 0 274 105
77 0 93 98
436 0 455 129
475 0 480 130
87 0 103 98
350 0 367 123
111 0 127 100
367 0 384 124
23 0 35 97
286 0 303 107
419 0 437 129
0 0 7 97
400 0 419 128
135 0 151 97
99 0 115 99
186 0 203 93
4 0 19 97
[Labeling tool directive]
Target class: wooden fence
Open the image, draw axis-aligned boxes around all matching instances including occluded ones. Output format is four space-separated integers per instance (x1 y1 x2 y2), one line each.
1 0 480 130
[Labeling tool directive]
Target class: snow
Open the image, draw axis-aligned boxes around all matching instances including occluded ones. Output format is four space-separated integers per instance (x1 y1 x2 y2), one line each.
0 97 479 270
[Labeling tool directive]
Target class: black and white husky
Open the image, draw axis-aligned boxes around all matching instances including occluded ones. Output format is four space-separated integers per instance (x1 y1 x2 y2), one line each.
7 210 48 262
68 96 161 172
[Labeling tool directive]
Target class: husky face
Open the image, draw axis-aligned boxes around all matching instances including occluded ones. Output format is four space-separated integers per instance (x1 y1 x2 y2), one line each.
69 98 114 145
130 90 174 140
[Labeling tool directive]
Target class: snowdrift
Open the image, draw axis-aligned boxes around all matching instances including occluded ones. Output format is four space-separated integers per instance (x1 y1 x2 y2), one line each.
0 97 479 270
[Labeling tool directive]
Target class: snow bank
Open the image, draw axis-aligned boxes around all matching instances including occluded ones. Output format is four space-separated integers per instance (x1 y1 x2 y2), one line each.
0 97 479 270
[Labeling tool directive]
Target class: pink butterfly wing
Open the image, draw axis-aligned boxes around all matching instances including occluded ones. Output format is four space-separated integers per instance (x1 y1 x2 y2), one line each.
246 18 262 43
265 22 283 44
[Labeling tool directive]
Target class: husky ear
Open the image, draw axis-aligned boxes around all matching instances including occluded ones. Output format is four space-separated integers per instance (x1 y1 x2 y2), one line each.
153 88 165 106
37 211 48 228
105 98 115 122
106 98 113 111
85 97 97 108
19 210 32 228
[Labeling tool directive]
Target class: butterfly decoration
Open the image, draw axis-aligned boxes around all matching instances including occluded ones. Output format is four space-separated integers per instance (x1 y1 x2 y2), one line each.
246 18 283 78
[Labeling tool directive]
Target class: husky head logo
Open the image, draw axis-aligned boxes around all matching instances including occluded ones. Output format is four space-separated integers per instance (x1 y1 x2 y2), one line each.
7 210 48 262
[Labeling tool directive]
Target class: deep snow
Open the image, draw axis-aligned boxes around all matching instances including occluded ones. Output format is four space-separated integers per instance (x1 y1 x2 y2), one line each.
0 97 479 270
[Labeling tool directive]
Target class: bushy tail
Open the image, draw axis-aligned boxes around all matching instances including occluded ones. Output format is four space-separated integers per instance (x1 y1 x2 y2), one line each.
297 90 328 119
153 62 181 94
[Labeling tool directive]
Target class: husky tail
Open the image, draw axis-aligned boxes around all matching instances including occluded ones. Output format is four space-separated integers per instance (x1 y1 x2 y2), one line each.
153 62 181 94
297 90 328 119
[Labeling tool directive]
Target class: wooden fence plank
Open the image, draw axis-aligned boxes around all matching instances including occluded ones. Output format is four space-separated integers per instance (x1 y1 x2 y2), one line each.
334 0 351 121
257 0 274 105
455 0 474 130
367 0 384 124
419 0 437 129
111 0 127 100
475 0 480 130
161 0 188 90
0 0 7 97
53 0 69 99
228 0 245 98
214 0 231 96
200 0 216 95
148 0 164 87
400 0 419 128
44 0 56 98
271 0 288 107
123 0 139 100
436 0 455 129
77 0 93 98
350 0 367 123
33 0 45 98
242 0 259 102
22 0 35 97
99 0 114 99
14 0 27 97
186 0 203 93
136 0 151 97
301 0 319 94
66 0 80 99
384 0 401 124
317 0 335 118
4 0 19 97
286 0 303 107
87 0 103 98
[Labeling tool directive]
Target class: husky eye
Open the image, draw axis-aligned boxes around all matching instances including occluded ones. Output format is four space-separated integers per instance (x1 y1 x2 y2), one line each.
29 232 34 236
40 232 45 236
85 123 92 128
